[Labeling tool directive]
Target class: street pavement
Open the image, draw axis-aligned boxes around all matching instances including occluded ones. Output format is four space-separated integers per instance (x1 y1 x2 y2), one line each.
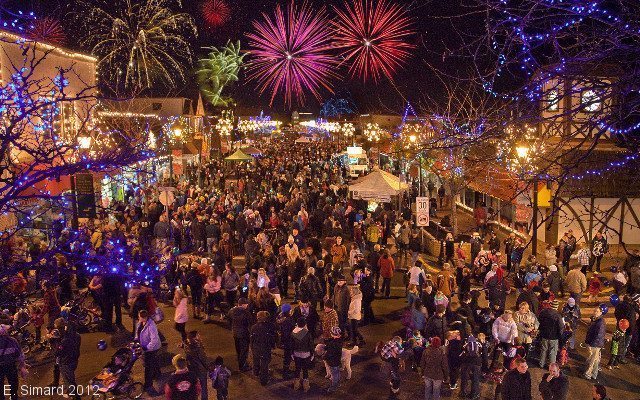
22 256 640 400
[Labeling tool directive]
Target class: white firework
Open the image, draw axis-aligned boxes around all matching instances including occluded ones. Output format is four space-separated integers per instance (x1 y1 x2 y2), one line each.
77 0 197 93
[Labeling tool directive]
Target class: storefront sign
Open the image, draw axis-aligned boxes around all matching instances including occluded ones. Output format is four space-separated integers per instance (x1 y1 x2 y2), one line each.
75 173 96 218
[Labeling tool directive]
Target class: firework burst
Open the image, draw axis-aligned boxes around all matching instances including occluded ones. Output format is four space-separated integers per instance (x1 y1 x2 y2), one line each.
246 1 337 106
28 17 66 45
201 0 230 29
76 0 197 93
333 0 415 82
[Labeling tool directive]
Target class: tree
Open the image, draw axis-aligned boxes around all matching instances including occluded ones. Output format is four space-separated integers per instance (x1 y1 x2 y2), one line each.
0 35 155 282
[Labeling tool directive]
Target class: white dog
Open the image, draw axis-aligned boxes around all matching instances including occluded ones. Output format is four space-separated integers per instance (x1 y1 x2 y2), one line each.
315 344 359 379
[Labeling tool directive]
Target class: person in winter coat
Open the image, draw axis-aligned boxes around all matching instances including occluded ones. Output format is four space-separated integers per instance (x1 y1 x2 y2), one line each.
420 336 449 400
425 304 449 342
173 287 189 343
501 358 532 400
584 307 606 381
184 331 209 400
491 310 518 369
537 300 564 368
378 250 395 298
436 263 456 298
485 267 509 310
565 265 587 305
322 300 339 340
299 267 323 309
538 363 569 400
164 354 201 400
58 322 82 400
459 335 482 399
330 236 348 268
291 317 314 392
546 265 563 296
250 311 276 385
332 275 351 334
135 310 162 396
561 298 581 350
613 294 637 363
347 284 364 345
446 330 463 391
228 298 251 371
323 326 344 393
514 302 539 356
276 304 296 378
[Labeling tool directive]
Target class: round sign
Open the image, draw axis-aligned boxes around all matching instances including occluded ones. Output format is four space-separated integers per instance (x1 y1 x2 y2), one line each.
418 214 429 225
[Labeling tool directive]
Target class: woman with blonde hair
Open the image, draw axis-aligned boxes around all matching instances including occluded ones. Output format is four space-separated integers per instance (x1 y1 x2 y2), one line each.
514 301 538 356
173 287 189 343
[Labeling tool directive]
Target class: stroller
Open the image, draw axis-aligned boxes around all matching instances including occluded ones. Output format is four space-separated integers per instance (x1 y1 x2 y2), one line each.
90 342 144 399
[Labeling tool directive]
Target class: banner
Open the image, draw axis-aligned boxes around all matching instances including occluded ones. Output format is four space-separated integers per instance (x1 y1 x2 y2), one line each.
75 173 96 219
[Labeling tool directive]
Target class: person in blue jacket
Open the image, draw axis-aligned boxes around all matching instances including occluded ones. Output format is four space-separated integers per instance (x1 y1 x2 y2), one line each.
584 307 606 381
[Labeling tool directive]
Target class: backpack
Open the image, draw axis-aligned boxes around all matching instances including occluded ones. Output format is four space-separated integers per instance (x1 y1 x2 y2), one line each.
210 366 231 389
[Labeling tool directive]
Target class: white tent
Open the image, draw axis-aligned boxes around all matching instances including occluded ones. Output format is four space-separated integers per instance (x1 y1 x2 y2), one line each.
349 167 409 203
294 136 312 143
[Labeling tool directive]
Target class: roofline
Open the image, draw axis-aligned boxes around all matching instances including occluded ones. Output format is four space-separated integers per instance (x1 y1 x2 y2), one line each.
0 29 96 63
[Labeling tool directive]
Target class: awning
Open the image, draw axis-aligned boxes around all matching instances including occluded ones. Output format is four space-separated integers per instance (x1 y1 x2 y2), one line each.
224 149 254 162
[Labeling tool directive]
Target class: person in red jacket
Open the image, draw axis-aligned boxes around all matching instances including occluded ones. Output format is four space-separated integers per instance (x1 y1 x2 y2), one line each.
378 250 395 299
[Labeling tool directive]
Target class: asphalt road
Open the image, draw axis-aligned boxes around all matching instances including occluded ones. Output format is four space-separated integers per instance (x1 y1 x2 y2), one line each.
21 262 640 400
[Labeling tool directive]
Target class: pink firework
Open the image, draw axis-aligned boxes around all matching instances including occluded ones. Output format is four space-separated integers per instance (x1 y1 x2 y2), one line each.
28 17 66 45
333 0 415 82
201 0 230 29
246 1 337 106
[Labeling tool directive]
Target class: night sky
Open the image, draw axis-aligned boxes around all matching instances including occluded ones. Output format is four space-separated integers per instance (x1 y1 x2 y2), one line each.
5 0 482 115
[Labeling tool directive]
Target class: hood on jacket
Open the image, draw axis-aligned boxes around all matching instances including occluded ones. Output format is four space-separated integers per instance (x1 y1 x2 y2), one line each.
292 326 309 340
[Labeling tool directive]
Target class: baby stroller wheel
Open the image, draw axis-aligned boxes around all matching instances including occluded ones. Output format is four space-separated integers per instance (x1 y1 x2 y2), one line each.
79 312 92 327
127 382 144 399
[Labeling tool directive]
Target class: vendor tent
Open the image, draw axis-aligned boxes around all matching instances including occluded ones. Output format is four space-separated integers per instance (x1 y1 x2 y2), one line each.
240 146 262 156
295 136 312 143
349 167 409 203
224 149 254 162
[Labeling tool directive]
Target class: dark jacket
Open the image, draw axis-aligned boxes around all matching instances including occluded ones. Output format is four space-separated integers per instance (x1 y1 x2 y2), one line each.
516 291 539 315
537 308 564 340
185 341 209 376
58 330 81 368
585 317 606 348
291 327 314 355
614 300 637 325
324 337 343 367
425 315 448 342
538 372 569 400
501 369 532 400
420 346 449 381
332 284 351 315
276 313 296 349
228 306 251 338
250 321 276 352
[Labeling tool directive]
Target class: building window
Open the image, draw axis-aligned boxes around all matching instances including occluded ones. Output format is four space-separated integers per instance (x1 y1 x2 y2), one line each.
152 102 162 111
547 89 559 111
581 89 601 112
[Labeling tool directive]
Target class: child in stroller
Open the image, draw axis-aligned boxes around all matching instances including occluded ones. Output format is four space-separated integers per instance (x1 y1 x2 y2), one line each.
90 343 144 399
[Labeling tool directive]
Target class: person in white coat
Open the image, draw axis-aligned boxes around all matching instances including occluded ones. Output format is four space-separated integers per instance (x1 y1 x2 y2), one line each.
348 284 364 346
173 287 189 343
491 310 519 369
135 310 162 396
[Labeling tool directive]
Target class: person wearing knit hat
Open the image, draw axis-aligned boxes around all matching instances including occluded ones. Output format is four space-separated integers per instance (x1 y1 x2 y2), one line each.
324 325 344 393
538 294 565 368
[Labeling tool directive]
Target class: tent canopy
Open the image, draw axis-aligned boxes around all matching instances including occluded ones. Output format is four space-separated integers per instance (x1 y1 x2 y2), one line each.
295 136 312 143
224 149 254 162
240 146 262 155
349 167 409 202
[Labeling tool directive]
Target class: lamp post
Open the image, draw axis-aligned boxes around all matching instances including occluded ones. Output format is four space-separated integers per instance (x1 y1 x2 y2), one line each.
515 144 539 257
169 120 184 185
72 134 92 230
409 134 423 196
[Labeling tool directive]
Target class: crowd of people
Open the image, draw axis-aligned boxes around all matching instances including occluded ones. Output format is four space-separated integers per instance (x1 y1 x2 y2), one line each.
0 137 638 400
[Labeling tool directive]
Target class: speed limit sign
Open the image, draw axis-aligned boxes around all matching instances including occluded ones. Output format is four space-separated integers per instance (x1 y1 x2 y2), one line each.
416 196 429 227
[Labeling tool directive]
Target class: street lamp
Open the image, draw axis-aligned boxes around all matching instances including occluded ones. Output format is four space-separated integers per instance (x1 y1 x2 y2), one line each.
169 120 186 185
514 142 539 257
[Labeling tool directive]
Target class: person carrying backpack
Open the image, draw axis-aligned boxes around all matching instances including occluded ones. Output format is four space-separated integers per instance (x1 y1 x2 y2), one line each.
209 356 231 400
460 335 482 400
